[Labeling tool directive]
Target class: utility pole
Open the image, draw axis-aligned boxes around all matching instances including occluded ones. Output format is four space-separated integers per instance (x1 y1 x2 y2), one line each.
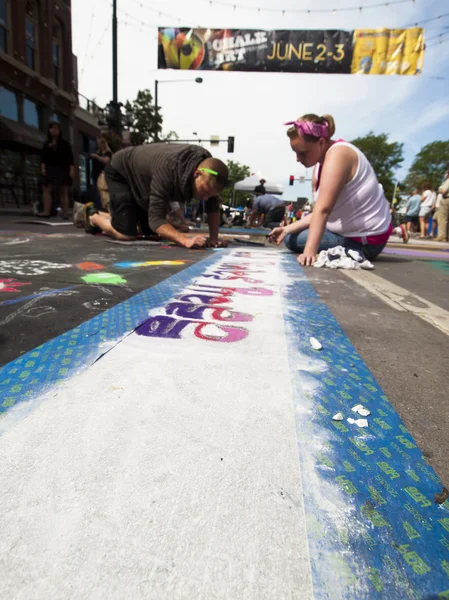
112 0 121 135
154 80 159 142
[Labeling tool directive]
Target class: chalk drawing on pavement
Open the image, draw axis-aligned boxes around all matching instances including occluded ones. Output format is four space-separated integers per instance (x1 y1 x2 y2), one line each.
83 299 113 311
0 278 31 293
22 305 56 318
0 260 72 276
136 253 275 344
0 287 79 326
77 262 105 271
81 273 127 285
114 260 186 268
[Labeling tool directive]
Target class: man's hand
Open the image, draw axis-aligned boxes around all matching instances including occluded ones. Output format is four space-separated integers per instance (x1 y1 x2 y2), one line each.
297 250 317 267
268 226 288 246
208 239 228 248
183 235 207 248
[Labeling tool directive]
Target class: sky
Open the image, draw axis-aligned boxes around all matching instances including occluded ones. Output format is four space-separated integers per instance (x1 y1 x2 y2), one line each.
72 0 449 201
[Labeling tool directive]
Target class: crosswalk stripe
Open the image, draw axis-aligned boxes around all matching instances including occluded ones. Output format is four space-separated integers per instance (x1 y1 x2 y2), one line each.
342 270 449 336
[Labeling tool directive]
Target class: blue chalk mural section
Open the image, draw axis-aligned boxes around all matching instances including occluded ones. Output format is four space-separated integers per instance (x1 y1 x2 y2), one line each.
281 255 449 599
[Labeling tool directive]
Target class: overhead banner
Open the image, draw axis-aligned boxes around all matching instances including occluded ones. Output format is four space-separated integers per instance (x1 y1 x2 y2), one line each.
158 27 424 75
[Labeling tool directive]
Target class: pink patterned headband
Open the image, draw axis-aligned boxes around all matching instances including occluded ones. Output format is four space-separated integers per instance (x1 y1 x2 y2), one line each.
284 120 329 138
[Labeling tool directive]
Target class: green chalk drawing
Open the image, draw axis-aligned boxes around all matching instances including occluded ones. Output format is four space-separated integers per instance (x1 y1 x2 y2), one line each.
428 260 449 274
81 272 127 285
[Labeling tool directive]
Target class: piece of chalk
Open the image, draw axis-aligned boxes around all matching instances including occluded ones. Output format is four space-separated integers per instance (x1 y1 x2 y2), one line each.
310 337 323 351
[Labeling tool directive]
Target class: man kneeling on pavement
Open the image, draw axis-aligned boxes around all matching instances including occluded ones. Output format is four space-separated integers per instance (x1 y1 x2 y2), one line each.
84 143 229 248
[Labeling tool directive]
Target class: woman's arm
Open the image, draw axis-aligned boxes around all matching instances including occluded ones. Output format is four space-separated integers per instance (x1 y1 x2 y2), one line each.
299 147 354 266
268 213 312 245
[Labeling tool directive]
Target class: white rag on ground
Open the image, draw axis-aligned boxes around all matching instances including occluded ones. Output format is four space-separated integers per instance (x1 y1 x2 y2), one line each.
314 246 374 270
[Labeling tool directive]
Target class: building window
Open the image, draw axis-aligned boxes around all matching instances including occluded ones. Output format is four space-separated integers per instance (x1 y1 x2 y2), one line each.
0 0 8 53
52 21 62 86
25 2 39 70
0 86 18 121
23 98 40 128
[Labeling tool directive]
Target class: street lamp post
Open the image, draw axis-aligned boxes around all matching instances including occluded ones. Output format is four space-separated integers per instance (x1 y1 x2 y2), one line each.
154 77 203 142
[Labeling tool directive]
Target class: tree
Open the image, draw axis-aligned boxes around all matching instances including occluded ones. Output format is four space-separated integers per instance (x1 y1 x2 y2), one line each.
221 160 251 204
124 89 178 145
350 132 404 201
405 141 449 191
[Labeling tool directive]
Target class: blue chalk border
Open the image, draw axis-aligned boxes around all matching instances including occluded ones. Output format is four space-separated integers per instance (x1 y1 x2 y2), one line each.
280 254 449 599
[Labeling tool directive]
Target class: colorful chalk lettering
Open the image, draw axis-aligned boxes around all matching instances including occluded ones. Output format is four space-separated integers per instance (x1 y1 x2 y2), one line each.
136 315 248 343
165 301 253 323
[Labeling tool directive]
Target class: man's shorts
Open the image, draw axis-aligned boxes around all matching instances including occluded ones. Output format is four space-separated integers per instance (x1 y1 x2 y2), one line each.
405 215 419 226
104 164 151 237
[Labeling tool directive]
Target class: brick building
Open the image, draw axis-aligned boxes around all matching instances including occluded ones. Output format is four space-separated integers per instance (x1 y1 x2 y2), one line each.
0 0 101 208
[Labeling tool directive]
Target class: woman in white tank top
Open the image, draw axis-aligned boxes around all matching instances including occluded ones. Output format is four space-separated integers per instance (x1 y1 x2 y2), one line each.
268 113 398 266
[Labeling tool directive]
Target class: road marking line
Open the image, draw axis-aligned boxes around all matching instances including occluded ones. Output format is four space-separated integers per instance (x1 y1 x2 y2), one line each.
342 269 449 336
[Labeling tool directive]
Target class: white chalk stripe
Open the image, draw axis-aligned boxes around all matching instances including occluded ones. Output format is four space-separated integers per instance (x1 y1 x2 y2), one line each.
342 270 449 337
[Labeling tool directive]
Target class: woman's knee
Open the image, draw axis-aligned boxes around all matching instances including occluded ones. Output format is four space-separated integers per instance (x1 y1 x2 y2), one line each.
283 233 304 253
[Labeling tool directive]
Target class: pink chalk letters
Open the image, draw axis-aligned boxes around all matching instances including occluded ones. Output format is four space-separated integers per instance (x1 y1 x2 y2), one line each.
136 260 274 343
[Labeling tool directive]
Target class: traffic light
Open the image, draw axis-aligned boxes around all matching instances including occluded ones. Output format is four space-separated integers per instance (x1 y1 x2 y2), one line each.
227 136 235 153
289 175 294 186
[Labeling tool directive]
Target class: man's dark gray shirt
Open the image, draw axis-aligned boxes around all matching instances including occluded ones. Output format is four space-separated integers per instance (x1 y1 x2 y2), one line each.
111 143 219 231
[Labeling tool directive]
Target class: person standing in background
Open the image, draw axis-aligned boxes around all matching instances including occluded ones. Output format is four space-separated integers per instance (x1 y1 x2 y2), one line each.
437 168 449 242
404 188 421 234
91 136 113 210
38 122 74 219
418 184 436 239
254 178 266 195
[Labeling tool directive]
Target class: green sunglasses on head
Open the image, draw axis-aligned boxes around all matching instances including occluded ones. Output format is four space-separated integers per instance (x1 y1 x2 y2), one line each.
199 168 228 187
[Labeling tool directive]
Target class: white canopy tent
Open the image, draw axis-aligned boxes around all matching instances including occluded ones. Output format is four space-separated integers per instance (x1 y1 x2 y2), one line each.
234 176 284 195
